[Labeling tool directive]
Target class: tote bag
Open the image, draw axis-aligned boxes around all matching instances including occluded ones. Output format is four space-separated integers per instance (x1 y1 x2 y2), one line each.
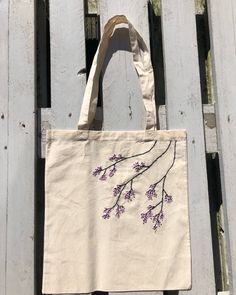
42 15 191 294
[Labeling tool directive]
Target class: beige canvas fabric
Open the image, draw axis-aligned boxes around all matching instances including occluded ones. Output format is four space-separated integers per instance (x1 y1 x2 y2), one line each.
42 15 191 294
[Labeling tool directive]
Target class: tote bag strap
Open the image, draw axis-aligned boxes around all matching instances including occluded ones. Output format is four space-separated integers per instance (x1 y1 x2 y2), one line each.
77 15 157 130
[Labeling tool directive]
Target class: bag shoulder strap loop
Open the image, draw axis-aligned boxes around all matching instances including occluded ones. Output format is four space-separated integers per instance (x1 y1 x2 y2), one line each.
77 15 157 130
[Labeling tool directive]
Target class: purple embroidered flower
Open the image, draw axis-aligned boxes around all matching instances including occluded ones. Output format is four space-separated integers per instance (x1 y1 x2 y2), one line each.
145 184 157 200
133 161 146 172
124 188 135 202
99 174 107 181
109 154 117 161
113 185 123 196
164 194 173 203
109 154 124 162
141 205 155 224
93 166 103 176
152 211 164 231
115 205 125 218
153 211 164 221
109 166 117 177
152 219 162 231
141 207 154 224
102 208 112 219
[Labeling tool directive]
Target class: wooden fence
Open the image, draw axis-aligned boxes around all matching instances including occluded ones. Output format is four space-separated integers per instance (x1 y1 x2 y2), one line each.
0 0 235 294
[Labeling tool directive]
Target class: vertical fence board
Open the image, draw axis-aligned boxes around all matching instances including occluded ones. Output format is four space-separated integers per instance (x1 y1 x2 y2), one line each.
49 0 86 129
0 1 9 294
5 0 35 294
207 0 236 293
99 1 163 294
47 1 87 294
99 0 154 132
161 0 216 293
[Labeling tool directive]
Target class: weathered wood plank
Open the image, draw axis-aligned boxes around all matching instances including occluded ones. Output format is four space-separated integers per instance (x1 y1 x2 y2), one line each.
48 1 87 295
0 1 9 294
99 0 151 132
161 0 216 293
49 0 86 129
207 0 236 293
6 0 35 294
98 1 163 294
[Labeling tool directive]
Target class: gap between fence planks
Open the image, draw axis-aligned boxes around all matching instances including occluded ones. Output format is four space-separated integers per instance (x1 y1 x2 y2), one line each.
161 0 216 294
207 0 236 293
0 0 35 295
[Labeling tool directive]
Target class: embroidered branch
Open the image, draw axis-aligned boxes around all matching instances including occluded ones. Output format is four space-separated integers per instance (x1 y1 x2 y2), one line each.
93 140 177 231
92 141 157 180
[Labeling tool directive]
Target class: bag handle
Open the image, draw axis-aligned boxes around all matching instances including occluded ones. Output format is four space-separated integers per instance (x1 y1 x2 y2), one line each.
77 15 157 130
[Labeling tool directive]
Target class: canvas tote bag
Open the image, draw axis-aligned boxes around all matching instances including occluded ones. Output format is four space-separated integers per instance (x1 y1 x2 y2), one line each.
42 15 191 294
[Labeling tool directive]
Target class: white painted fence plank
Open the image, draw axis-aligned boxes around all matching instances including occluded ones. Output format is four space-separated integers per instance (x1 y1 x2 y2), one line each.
99 1 163 294
0 1 9 294
161 0 216 293
5 0 35 294
49 0 86 129
207 0 236 293
99 0 153 132
48 1 86 295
